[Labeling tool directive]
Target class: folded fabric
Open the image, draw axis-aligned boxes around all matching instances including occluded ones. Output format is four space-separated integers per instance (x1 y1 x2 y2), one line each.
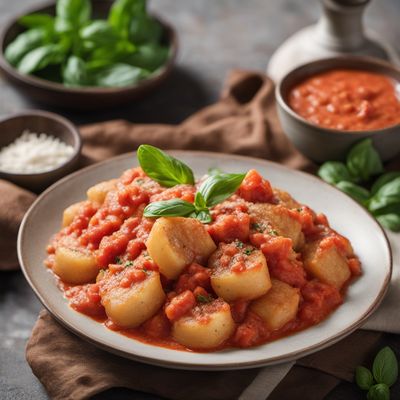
1 69 397 399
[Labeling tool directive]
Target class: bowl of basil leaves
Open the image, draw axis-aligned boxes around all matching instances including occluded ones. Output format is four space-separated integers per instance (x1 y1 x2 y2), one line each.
0 0 177 110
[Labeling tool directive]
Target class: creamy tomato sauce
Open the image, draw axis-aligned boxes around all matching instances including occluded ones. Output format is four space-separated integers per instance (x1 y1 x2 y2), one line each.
289 69 400 131
46 166 361 351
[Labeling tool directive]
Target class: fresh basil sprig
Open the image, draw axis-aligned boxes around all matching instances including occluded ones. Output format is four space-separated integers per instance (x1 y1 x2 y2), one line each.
137 144 194 187
347 138 384 182
355 346 398 400
318 139 400 232
335 181 370 205
318 161 354 185
143 167 245 223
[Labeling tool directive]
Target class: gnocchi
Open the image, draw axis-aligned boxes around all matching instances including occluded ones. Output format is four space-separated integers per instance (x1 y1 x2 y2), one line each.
54 246 99 284
86 179 118 204
303 239 351 289
251 279 300 330
146 217 217 279
101 270 165 328
209 242 271 301
172 299 235 349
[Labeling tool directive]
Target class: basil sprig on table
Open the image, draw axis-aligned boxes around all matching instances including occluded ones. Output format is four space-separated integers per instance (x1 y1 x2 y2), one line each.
5 0 169 87
355 346 398 399
137 145 245 223
318 139 400 232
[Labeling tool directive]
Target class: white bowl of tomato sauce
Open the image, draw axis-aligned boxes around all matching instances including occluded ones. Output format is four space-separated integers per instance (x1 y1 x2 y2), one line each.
276 56 400 163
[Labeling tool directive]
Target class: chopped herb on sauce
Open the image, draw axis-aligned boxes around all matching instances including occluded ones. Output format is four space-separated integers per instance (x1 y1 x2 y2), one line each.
236 241 244 249
244 248 254 255
251 222 265 233
197 294 213 303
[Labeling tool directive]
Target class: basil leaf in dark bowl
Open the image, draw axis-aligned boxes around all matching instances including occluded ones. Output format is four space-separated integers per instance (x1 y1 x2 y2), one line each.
17 43 65 74
93 63 148 87
5 28 47 66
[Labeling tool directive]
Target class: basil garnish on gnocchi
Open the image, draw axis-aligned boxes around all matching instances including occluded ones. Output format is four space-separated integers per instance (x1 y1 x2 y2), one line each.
46 146 361 351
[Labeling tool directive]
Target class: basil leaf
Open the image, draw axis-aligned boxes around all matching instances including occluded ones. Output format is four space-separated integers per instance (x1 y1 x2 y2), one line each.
367 383 390 400
372 346 398 387
80 20 119 46
194 192 207 210
197 294 213 303
346 138 383 182
19 13 55 29
371 203 400 217
143 199 195 218
17 44 64 74
93 63 147 87
109 0 146 37
56 0 91 27
376 214 400 232
318 161 353 185
355 366 374 390
137 145 195 187
5 28 46 66
63 56 88 86
336 181 370 205
368 178 400 212
195 210 212 224
199 173 245 207
371 172 400 195
126 44 169 71
129 15 162 45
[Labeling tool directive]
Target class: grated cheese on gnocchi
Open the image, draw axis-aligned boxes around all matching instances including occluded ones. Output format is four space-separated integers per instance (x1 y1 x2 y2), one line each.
0 130 74 173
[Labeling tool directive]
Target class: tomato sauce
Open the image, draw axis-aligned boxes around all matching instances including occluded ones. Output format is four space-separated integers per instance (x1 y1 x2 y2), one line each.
289 69 400 131
46 167 361 352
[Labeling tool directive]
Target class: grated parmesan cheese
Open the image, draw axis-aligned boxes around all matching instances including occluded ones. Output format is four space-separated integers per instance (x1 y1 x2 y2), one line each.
0 130 74 174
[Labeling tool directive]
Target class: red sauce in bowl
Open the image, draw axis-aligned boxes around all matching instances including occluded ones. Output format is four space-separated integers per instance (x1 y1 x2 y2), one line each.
288 69 400 131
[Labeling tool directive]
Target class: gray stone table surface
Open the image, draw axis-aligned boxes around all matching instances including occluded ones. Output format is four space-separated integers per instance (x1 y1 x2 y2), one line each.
0 0 399 399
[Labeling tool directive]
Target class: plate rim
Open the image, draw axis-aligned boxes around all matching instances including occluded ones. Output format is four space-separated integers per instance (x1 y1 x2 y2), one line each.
17 150 393 370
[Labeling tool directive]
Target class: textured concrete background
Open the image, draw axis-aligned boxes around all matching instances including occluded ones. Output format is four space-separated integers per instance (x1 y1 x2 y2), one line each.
0 0 399 399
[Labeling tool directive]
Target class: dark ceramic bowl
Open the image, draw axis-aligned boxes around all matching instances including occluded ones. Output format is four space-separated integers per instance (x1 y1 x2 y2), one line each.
276 56 400 163
0 1 177 110
0 110 81 192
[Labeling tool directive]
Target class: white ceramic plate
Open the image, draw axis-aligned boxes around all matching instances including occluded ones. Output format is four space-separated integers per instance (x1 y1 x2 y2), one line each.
18 151 392 370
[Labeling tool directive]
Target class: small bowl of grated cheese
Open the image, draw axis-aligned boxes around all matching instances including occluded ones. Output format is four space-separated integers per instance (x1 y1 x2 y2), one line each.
0 111 81 192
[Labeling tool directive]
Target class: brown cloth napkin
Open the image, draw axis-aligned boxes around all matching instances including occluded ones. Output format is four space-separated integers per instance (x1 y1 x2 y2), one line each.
1 70 397 399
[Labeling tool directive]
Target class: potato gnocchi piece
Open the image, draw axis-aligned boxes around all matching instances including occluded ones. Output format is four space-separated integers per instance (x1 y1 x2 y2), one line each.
209 242 271 301
62 201 86 227
251 279 300 330
303 239 351 289
172 299 235 349
146 217 217 280
273 188 302 209
101 271 165 328
54 246 99 284
86 179 118 204
249 203 304 250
